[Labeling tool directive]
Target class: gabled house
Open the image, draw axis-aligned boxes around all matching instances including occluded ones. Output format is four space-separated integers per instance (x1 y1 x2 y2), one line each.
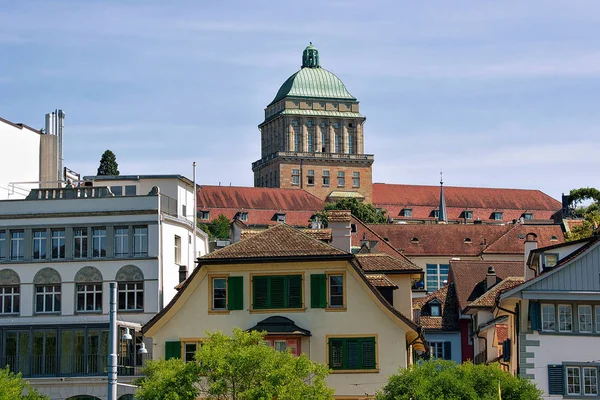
498 235 600 399
142 223 424 399
413 283 462 363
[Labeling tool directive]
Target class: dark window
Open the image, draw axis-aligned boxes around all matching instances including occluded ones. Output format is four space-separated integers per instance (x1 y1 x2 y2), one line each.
322 170 330 186
329 337 376 370
73 228 88 258
252 275 302 309
76 283 102 312
51 230 65 259
133 227 148 256
464 210 473 219
212 278 227 310
10 231 24 260
0 285 20 314
118 282 144 311
125 185 137 196
0 231 6 260
92 228 107 258
114 227 129 257
110 186 123 196
307 170 315 185
35 285 61 313
32 230 47 260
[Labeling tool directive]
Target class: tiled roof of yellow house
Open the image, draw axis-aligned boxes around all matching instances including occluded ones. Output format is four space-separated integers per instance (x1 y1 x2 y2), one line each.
356 253 422 274
366 274 398 288
201 223 349 260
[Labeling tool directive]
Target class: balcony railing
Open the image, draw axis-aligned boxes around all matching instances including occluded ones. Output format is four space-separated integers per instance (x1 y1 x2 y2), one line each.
252 151 374 169
1 354 144 378
474 350 488 365
160 194 178 217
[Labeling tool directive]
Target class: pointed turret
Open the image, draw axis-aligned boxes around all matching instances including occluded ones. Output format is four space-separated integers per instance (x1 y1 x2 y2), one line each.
439 172 447 223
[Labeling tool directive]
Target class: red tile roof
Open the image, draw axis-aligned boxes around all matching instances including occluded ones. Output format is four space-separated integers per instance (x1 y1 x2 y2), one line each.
365 274 398 288
413 283 460 332
495 324 508 345
201 223 349 260
483 224 565 254
449 260 524 311
350 216 414 262
465 277 524 309
197 186 324 227
368 224 511 256
356 253 421 273
373 183 561 222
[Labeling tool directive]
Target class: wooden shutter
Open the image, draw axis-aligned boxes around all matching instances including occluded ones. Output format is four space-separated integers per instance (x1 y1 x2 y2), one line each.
443 341 452 360
269 276 285 308
165 341 181 360
252 276 269 309
548 365 564 395
346 339 360 369
329 338 344 369
361 338 376 368
530 301 541 331
502 339 511 362
287 275 303 308
311 274 327 308
227 276 243 310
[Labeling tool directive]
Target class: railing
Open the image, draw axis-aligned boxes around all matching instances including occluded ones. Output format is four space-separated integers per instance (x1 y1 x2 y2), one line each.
252 151 375 169
1 354 145 378
26 186 112 200
160 194 178 217
474 350 488 365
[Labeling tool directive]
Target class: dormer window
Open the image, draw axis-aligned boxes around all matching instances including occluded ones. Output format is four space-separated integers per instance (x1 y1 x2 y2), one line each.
523 213 533 220
238 212 248 222
410 237 419 244
198 211 210 220
275 213 286 223
544 253 559 268
433 210 440 219
550 235 558 241
430 302 441 317
464 238 472 244
492 212 503 221
401 208 412 217
464 210 473 220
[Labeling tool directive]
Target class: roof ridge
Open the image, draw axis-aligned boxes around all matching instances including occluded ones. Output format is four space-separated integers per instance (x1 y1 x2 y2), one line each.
351 216 413 262
480 224 516 254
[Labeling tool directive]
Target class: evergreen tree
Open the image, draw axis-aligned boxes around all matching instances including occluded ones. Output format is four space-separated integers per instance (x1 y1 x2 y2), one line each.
315 198 388 227
96 150 120 176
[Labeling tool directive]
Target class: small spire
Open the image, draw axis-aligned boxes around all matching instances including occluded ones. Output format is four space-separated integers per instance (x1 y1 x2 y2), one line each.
439 172 447 223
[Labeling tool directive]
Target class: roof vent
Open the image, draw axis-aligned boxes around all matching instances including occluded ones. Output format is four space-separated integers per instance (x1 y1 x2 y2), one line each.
410 237 419 244
464 238 472 243
550 235 558 241
518 234 525 239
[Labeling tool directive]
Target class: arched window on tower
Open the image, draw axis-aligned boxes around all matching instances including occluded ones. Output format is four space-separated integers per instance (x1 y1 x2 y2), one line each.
348 130 355 154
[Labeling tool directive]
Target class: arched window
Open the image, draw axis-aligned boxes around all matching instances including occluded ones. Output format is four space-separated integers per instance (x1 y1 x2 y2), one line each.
33 267 61 314
0 269 20 315
116 265 144 311
75 267 103 312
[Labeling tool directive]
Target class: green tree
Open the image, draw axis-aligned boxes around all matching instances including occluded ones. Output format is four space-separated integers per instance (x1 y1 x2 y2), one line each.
566 187 600 241
316 198 387 227
198 214 231 240
377 360 542 400
135 329 333 400
0 366 49 400
97 149 120 176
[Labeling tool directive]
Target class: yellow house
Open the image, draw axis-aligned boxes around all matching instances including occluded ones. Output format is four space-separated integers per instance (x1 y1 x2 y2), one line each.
143 223 423 399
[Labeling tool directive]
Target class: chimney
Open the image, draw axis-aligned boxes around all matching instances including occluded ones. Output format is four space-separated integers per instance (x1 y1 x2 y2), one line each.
524 233 538 280
328 210 352 253
486 266 497 291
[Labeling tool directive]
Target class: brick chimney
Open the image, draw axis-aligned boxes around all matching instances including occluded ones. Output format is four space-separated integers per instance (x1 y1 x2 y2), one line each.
328 210 352 253
524 233 538 280
486 266 497 291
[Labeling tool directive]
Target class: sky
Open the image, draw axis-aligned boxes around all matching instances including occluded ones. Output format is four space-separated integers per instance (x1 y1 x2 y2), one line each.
1 0 599 201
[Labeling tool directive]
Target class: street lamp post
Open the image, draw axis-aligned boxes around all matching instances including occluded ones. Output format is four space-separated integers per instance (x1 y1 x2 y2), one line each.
108 282 148 400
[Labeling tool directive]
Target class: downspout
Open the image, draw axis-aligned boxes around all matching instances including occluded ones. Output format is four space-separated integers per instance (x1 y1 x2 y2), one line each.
476 331 488 364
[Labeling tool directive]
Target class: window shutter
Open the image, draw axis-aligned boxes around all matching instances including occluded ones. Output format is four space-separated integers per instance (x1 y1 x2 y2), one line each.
311 274 327 308
443 341 452 360
530 301 541 331
361 338 376 368
548 365 564 395
502 339 511 362
253 276 268 309
227 276 243 310
270 276 286 308
165 341 181 360
329 338 344 369
287 275 303 308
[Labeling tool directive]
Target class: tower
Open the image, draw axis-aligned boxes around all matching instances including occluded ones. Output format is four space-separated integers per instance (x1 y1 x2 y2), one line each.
252 44 374 202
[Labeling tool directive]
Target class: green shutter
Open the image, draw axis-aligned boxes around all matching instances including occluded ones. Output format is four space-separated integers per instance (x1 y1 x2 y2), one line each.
227 276 243 310
530 301 541 331
311 274 327 308
548 365 564 395
361 338 376 369
329 338 344 369
287 275 303 308
253 276 269 309
165 341 181 360
270 276 286 308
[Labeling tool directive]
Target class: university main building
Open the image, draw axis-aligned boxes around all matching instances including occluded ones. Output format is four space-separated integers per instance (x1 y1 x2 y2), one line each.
252 44 374 203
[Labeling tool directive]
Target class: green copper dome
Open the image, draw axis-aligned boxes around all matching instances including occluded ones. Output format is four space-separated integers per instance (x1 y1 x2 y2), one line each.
268 44 356 106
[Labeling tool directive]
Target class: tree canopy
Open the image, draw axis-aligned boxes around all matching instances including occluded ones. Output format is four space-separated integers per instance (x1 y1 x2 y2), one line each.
135 329 333 400
317 198 387 226
198 214 231 240
0 367 49 400
566 187 600 241
377 360 541 400
96 149 120 176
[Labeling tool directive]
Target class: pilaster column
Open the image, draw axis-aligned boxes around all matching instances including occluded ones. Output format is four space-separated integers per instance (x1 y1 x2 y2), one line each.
342 120 349 154
288 121 294 152
316 123 323 152
329 123 336 153
357 121 364 154
302 118 308 152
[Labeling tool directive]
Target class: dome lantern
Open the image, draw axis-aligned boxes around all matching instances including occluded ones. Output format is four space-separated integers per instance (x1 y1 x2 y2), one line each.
302 42 319 68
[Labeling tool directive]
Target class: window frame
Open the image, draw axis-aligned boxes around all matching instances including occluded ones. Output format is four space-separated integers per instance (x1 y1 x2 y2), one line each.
180 338 205 363
326 272 346 311
352 171 360 188
35 284 61 314
558 304 573 332
114 227 130 257
337 171 345 187
10 231 24 261
76 283 103 313
51 229 66 259
32 230 47 260
92 227 107 258
0 285 20 315
426 263 449 293
596 306 600 333
118 281 144 312
322 170 330 186
209 275 228 313
429 341 445 359
326 335 378 373
567 366 582 395
493 212 503 221
579 305 593 333
73 228 88 259
133 226 148 257
250 273 305 312
307 170 315 186
291 169 300 186
0 231 6 260
541 304 556 332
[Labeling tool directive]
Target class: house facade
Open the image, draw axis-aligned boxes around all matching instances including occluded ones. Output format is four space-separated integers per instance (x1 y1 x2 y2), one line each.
0 176 207 400
143 222 424 399
498 235 600 399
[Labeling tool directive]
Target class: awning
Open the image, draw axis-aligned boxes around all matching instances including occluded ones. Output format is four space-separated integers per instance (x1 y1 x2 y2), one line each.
247 316 311 336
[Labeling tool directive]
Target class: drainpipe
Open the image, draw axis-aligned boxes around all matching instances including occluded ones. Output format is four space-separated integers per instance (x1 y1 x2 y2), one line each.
476 332 488 364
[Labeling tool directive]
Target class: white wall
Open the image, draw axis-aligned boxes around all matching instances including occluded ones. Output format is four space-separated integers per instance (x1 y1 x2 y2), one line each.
0 121 41 200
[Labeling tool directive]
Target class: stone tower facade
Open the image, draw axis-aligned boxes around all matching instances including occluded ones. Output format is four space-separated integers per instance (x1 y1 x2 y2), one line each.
252 44 374 203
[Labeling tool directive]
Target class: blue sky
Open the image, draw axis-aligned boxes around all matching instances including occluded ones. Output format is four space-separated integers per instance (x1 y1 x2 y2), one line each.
1 1 599 200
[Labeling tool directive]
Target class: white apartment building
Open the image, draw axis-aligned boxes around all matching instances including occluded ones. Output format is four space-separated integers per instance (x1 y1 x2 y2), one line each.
0 175 208 400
